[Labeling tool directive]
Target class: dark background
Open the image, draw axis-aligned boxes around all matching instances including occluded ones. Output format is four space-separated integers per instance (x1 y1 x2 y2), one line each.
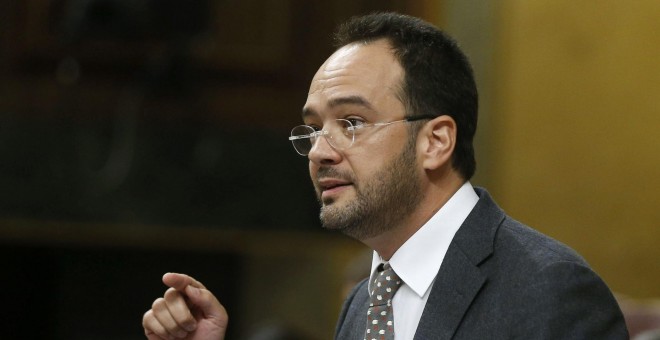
0 0 422 338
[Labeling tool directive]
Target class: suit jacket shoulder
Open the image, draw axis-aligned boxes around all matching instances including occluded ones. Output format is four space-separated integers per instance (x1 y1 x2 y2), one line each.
416 188 628 339
335 188 628 340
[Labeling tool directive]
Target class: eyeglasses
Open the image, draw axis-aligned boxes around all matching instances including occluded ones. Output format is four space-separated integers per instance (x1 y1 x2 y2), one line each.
288 115 435 156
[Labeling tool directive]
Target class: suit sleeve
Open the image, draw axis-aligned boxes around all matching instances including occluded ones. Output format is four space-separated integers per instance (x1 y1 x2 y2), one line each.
516 260 628 339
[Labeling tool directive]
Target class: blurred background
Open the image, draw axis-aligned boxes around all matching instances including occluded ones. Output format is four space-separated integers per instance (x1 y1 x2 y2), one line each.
0 0 658 339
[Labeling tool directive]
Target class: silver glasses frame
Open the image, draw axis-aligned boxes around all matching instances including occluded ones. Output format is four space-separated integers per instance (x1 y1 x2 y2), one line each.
288 115 436 156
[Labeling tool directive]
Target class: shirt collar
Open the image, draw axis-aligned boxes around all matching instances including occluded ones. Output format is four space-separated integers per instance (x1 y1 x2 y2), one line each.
369 182 479 297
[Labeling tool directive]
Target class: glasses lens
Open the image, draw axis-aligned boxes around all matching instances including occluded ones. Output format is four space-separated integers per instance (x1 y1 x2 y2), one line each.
327 119 354 150
289 119 355 156
290 125 315 155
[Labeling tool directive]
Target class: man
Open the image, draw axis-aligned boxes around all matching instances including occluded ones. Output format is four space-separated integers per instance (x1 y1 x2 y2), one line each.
142 12 628 339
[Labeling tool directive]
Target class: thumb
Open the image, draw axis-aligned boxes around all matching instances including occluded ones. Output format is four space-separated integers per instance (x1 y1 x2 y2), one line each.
184 284 228 323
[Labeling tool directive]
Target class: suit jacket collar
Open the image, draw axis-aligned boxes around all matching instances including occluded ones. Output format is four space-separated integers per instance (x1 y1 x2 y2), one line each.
414 188 505 339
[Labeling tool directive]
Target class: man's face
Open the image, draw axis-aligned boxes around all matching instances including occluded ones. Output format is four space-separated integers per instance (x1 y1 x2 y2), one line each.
302 39 424 240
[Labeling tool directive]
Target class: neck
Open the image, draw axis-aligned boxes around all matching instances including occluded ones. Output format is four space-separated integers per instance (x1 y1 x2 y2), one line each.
362 173 466 260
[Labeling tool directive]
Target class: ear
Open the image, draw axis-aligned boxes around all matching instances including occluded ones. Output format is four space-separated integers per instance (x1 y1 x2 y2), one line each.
419 115 456 171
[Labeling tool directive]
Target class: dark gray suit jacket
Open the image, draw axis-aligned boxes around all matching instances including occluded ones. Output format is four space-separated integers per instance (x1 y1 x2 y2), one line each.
335 188 628 339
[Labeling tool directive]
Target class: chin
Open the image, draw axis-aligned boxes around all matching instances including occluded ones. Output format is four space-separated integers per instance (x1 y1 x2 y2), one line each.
320 197 335 206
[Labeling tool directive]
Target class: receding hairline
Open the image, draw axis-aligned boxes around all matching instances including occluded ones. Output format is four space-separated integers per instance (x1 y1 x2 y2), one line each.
303 39 408 119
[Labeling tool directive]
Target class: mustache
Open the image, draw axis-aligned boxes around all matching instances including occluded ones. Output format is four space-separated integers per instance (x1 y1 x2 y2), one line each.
315 167 355 183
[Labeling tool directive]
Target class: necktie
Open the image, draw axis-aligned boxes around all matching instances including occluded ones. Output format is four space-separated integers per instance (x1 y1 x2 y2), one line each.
365 263 402 340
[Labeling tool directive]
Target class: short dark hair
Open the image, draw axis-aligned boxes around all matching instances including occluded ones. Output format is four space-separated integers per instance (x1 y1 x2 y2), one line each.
334 12 478 180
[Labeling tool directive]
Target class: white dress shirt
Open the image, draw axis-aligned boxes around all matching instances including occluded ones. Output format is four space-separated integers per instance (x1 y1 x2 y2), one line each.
368 182 479 340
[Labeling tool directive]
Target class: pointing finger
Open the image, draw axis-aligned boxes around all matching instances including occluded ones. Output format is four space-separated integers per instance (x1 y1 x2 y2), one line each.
162 273 206 291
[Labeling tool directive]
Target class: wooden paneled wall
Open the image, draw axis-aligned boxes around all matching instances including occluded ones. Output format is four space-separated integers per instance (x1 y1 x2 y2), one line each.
488 1 660 298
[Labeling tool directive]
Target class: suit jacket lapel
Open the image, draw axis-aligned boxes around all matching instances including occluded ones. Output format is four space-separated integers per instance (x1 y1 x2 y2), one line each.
414 188 504 340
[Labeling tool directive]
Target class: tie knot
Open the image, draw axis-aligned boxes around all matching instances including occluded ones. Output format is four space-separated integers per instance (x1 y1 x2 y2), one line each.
369 263 402 307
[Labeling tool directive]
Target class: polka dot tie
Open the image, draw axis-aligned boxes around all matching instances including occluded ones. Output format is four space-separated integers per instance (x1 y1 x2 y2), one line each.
364 263 402 340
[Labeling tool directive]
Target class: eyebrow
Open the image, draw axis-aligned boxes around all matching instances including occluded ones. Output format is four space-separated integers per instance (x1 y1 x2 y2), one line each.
302 95 375 119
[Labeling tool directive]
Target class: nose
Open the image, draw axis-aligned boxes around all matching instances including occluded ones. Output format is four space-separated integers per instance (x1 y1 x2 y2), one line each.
308 134 342 165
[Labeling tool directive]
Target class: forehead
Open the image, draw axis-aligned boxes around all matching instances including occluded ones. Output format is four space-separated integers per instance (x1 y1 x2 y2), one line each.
303 39 404 119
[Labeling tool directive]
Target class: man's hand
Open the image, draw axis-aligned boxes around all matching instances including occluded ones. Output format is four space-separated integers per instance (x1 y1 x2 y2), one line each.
142 273 228 340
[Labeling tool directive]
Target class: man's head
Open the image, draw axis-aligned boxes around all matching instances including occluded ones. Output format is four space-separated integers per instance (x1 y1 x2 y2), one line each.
334 12 478 180
296 12 478 240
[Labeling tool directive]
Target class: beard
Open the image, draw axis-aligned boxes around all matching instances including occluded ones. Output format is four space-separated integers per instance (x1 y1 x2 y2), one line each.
316 139 423 240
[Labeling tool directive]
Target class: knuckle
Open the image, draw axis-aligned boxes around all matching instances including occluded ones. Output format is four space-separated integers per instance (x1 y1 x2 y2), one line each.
141 310 153 327
142 314 163 337
177 312 196 327
164 288 179 299
151 297 166 311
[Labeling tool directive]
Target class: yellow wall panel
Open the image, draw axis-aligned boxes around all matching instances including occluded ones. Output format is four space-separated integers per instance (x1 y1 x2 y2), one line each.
492 1 660 297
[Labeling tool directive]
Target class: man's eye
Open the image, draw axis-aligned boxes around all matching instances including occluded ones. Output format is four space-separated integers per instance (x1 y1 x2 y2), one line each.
346 118 366 127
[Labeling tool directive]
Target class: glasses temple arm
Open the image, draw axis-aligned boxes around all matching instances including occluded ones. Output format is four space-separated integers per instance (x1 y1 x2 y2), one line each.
406 114 439 122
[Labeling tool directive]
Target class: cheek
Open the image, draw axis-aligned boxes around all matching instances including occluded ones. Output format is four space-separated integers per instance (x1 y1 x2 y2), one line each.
344 152 381 185
352 136 409 179
309 161 318 184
